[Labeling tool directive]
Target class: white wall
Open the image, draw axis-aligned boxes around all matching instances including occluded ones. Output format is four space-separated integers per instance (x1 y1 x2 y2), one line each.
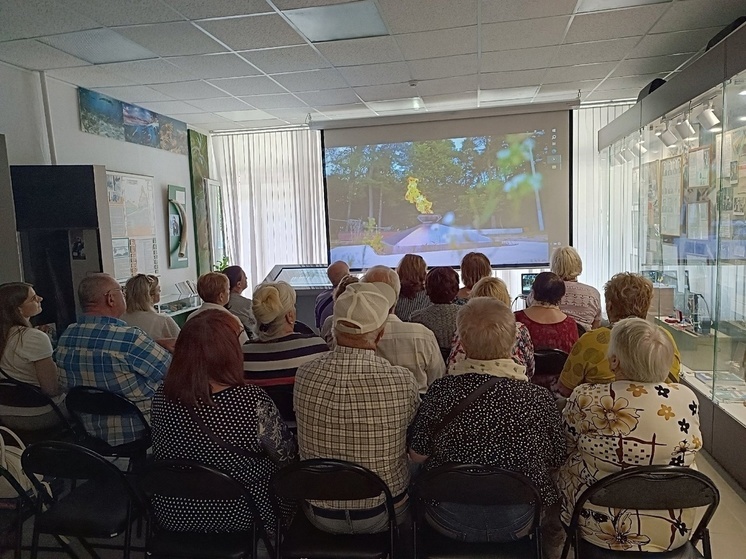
0 62 49 165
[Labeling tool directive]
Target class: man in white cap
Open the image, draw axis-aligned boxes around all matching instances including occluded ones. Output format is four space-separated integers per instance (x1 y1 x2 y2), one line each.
294 282 419 534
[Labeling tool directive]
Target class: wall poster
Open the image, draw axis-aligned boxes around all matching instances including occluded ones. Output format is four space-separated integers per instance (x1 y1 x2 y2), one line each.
168 184 189 269
686 202 710 241
660 156 683 237
687 146 711 188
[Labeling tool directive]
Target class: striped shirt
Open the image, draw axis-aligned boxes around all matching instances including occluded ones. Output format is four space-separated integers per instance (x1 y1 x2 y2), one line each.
242 333 329 387
314 290 334 329
394 290 431 321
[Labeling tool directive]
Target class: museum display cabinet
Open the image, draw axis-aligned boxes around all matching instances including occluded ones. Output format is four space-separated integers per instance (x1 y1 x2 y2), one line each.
598 23 746 487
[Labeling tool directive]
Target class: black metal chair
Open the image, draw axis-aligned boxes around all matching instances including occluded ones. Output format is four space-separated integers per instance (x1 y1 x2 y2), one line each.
262 385 296 424
411 463 543 559
64 386 151 470
532 349 570 390
21 441 142 559
561 466 720 559
138 459 272 559
271 459 397 559
0 376 74 444
293 321 316 335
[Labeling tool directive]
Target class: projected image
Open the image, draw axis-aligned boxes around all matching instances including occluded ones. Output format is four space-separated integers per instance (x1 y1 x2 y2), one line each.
325 129 566 268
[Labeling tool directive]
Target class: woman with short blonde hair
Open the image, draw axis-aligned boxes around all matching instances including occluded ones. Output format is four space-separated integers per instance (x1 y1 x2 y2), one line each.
121 274 180 341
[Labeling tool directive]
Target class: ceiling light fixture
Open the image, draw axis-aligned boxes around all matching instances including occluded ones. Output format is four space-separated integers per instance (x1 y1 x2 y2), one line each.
696 102 721 131
614 152 627 165
674 117 696 140
658 121 678 147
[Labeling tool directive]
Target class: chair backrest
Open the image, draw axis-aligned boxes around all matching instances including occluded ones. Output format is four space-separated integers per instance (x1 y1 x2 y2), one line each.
293 321 315 335
0 375 71 430
65 386 151 437
576 322 587 337
533 349 569 376
139 460 257 502
261 385 295 422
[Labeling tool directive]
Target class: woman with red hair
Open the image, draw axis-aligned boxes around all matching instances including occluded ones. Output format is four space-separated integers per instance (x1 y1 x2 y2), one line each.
151 310 296 534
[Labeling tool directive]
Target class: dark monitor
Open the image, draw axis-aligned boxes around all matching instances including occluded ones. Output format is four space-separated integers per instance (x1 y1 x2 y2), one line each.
521 273 538 295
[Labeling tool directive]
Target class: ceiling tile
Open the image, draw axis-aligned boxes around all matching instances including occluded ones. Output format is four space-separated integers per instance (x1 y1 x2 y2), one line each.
354 82 422 102
422 92 478 110
395 26 478 60
630 27 720 57
207 76 288 95
543 62 617 84
316 36 403 66
556 37 642 65
378 0 477 34
411 75 478 97
230 118 291 128
137 100 200 114
166 53 261 79
240 45 331 73
480 0 577 23
93 85 173 103
215 109 275 121
274 0 354 8
337 62 412 87
115 22 227 56
479 69 545 90
315 103 375 118
480 86 539 104
271 69 347 91
237 94 308 109
481 17 571 51
178 113 232 124
161 0 271 19
0 0 99 41
263 108 319 121
532 90 581 103
150 80 226 99
59 0 183 26
47 65 137 87
565 4 669 42
613 52 693 77
0 39 89 70
197 15 305 51
98 59 196 84
538 80 601 95
480 47 555 73
585 88 641 102
187 97 254 111
410 55 477 80
650 0 745 33
296 88 360 105
595 73 662 90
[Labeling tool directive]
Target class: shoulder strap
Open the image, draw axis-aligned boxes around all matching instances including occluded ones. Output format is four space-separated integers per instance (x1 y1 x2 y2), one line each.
186 406 264 460
432 376 500 437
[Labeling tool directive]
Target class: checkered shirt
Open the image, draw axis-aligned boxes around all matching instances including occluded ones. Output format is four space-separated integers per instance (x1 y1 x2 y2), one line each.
294 345 419 509
55 315 171 446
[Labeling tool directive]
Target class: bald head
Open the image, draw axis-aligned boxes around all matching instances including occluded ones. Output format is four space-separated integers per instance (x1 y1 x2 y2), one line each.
327 261 350 287
78 273 126 318
361 265 401 301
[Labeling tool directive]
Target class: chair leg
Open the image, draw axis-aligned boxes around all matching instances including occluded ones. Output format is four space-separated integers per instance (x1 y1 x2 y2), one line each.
701 529 712 559
29 522 40 559
13 515 22 559
78 538 102 559
53 536 82 559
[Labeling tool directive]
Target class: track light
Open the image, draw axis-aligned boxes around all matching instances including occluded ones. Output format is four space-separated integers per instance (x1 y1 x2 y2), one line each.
614 152 627 165
631 142 647 156
674 117 696 139
697 104 720 131
658 123 678 147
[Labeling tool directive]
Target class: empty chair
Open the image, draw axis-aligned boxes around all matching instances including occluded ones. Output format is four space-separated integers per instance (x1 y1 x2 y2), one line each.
532 349 569 390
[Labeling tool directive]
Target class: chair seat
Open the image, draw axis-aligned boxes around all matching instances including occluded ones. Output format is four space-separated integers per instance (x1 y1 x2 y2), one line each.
281 511 390 559
36 478 133 538
148 529 254 559
418 524 537 559
577 539 704 559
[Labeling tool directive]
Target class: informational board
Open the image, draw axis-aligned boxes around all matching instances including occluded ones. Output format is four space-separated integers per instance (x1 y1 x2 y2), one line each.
687 146 711 188
660 156 683 237
106 171 159 281
687 202 709 240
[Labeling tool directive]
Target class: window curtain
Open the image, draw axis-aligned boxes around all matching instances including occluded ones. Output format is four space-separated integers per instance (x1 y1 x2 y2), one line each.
211 129 327 288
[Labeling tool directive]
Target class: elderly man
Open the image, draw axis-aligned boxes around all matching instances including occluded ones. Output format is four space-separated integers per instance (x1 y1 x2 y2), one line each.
56 273 171 446
314 260 349 328
295 282 419 534
361 265 445 392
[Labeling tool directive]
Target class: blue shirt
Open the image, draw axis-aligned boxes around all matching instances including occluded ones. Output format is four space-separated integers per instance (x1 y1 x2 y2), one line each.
55 315 171 446
314 290 334 329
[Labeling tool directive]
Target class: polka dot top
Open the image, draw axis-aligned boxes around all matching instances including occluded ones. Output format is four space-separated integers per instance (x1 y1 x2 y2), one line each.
151 384 297 533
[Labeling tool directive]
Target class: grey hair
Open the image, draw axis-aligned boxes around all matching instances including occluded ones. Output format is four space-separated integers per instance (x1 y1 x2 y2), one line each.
457 297 515 360
607 317 672 383
78 274 117 309
361 265 401 301
252 281 296 341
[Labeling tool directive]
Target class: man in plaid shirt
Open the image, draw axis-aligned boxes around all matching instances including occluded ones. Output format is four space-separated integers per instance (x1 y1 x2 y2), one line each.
295 281 419 534
56 273 171 446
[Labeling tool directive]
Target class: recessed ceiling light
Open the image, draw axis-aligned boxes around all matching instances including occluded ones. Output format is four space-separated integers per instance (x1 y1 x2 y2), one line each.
40 28 156 64
283 0 388 43
576 0 670 13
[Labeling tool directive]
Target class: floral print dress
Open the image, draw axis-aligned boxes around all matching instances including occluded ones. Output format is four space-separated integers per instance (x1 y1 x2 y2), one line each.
559 381 702 552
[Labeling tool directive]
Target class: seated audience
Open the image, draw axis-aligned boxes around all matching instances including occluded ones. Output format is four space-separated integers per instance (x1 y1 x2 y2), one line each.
448 277 535 378
409 298 565 542
319 274 359 344
315 261 349 329
410 267 460 350
243 282 328 420
188 272 249 344
295 282 419 533
557 273 680 397
455 252 491 303
515 272 579 354
394 254 430 320
121 274 180 342
152 310 296 535
0 282 65 430
223 265 256 337
559 317 701 552
362 266 445 392
56 274 171 445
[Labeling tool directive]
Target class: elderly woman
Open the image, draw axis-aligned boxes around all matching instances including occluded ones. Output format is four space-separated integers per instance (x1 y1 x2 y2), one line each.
455 252 491 303
559 317 701 552
515 272 578 355
409 297 565 543
448 277 535 378
243 282 329 421
540 247 601 331
151 310 297 536
410 267 460 351
394 254 431 320
188 272 249 344
320 275 358 344
223 265 256 336
556 273 680 397
121 274 180 341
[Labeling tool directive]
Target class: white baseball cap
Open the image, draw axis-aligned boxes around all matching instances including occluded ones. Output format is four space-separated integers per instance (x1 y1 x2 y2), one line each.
334 282 396 335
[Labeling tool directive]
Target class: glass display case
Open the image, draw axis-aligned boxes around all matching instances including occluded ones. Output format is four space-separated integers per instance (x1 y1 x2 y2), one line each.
598 26 746 487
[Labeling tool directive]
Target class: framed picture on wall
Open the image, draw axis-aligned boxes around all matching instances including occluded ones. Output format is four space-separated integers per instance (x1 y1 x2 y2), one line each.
660 155 683 237
204 178 226 268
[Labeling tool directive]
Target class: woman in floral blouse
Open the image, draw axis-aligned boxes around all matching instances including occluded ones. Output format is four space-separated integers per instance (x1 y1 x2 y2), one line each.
559 317 702 552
